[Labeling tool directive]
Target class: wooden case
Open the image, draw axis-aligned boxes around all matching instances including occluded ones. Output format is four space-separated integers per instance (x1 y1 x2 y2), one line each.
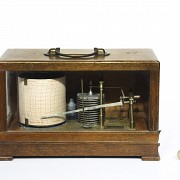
0 49 160 160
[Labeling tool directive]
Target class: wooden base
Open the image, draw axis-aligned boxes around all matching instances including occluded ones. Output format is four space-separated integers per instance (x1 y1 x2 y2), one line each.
0 131 160 161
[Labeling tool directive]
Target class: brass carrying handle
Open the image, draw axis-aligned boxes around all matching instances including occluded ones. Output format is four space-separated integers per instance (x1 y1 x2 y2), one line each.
44 47 110 58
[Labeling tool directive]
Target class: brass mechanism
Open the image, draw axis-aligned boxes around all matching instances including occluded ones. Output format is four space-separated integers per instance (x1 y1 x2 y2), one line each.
42 81 140 130
104 90 140 130
120 92 140 130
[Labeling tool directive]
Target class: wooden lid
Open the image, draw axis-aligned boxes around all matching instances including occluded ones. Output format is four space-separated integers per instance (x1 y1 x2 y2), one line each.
0 49 159 71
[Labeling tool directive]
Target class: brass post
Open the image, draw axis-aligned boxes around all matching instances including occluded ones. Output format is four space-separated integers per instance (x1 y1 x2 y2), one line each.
99 81 104 129
129 96 135 129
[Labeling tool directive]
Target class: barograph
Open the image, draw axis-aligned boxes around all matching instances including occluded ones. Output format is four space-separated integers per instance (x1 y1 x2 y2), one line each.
0 48 160 160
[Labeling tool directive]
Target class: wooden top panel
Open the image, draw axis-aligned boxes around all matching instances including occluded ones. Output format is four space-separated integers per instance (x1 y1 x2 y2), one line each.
0 49 159 71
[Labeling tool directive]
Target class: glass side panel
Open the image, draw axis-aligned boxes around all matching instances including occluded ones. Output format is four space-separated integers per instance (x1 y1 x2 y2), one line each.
7 71 150 132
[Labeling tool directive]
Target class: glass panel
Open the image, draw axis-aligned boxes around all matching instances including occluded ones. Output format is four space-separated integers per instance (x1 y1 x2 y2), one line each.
7 71 150 132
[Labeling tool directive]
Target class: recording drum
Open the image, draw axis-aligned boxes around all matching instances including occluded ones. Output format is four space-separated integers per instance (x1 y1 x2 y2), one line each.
18 72 66 127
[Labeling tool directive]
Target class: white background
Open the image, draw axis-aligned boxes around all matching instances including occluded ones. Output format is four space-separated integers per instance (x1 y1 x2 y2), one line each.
0 0 180 179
